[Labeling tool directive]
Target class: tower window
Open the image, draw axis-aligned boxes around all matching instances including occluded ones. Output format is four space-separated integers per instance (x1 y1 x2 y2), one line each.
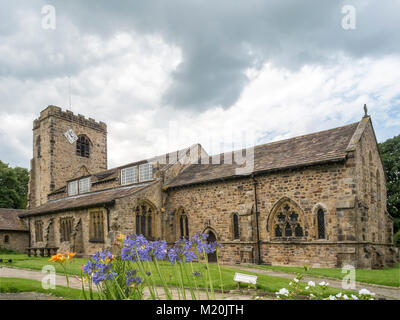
76 135 90 158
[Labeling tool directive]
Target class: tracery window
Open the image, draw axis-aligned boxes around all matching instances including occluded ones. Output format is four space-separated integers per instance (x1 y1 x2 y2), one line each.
135 202 154 239
35 220 43 242
76 135 90 158
271 200 304 239
89 210 105 242
60 217 73 242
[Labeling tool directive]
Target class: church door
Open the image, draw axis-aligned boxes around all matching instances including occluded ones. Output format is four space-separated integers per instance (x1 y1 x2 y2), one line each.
207 231 217 263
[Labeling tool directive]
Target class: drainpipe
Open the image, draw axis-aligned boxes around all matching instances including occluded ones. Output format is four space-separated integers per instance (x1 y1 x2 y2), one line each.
252 175 262 265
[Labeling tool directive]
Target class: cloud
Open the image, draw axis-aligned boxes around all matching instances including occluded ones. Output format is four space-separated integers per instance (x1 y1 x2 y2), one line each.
0 1 399 169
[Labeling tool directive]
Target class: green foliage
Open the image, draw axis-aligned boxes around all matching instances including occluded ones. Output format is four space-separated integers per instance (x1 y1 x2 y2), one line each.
394 230 400 247
379 135 400 222
0 160 29 209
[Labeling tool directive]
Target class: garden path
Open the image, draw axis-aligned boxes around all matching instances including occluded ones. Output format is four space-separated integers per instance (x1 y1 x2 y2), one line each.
228 265 400 300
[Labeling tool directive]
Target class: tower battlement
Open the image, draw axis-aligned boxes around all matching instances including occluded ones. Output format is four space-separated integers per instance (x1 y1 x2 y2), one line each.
33 105 107 132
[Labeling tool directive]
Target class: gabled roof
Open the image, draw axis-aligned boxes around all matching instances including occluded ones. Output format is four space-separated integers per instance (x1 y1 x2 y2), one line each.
20 182 156 218
166 122 360 188
0 209 28 231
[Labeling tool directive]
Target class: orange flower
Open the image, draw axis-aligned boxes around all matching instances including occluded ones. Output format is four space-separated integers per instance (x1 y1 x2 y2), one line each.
66 252 76 260
48 253 65 263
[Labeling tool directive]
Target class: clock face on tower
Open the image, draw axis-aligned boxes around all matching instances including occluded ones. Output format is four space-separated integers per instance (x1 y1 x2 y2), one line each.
64 128 78 144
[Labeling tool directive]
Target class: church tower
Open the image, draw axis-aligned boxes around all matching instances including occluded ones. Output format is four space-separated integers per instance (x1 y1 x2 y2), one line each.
28 106 107 209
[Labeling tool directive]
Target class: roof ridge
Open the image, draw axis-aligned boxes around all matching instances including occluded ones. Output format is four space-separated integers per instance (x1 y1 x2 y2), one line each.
207 121 360 159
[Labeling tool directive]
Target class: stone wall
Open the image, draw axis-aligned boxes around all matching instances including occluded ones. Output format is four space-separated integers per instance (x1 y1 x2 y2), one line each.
0 231 29 253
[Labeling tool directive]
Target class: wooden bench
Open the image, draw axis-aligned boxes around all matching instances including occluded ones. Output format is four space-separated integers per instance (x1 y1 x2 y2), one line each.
234 272 258 289
26 247 59 257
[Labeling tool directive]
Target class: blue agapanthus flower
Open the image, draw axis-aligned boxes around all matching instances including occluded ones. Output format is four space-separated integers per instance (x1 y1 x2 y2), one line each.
82 250 117 285
121 234 151 262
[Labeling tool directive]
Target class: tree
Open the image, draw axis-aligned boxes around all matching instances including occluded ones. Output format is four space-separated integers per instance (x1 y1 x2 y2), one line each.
379 134 400 242
0 160 29 209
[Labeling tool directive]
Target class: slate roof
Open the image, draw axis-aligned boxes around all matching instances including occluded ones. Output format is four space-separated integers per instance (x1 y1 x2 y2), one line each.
165 122 360 188
20 183 154 217
0 209 28 231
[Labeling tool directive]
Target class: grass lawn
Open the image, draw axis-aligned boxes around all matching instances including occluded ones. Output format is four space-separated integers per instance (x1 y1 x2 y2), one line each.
0 277 90 300
0 252 357 298
247 264 400 287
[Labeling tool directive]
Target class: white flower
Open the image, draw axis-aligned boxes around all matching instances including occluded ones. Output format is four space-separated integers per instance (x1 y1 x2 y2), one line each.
329 295 336 300
359 288 374 296
289 282 293 286
293 278 299 283
343 294 349 300
310 293 315 298
307 281 315 287
277 288 289 296
336 293 342 298
351 294 359 300
305 286 309 290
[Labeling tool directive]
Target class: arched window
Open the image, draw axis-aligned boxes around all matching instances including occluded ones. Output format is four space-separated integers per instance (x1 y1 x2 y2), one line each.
76 135 90 158
317 208 325 239
36 136 41 158
135 202 155 239
233 213 240 240
269 199 304 239
179 209 189 239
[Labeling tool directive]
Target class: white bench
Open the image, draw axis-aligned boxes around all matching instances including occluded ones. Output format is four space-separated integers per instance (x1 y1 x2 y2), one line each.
234 273 257 288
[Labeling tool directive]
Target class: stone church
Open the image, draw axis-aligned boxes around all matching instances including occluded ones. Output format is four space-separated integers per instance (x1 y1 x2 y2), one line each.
13 105 398 268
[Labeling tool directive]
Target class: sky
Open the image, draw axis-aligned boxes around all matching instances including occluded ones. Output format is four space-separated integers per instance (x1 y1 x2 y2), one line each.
0 0 399 169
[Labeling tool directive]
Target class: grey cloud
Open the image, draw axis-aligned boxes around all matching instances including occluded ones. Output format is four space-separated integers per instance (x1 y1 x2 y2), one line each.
1 1 400 110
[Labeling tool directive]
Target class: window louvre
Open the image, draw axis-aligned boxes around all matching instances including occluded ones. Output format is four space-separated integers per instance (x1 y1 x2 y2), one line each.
76 135 90 158
121 166 138 185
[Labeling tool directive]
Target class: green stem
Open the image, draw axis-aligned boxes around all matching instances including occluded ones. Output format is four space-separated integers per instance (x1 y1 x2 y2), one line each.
216 248 224 298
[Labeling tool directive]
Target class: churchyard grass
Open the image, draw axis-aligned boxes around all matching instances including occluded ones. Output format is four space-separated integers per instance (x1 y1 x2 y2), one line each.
1 252 357 298
247 264 400 287
0 277 91 300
